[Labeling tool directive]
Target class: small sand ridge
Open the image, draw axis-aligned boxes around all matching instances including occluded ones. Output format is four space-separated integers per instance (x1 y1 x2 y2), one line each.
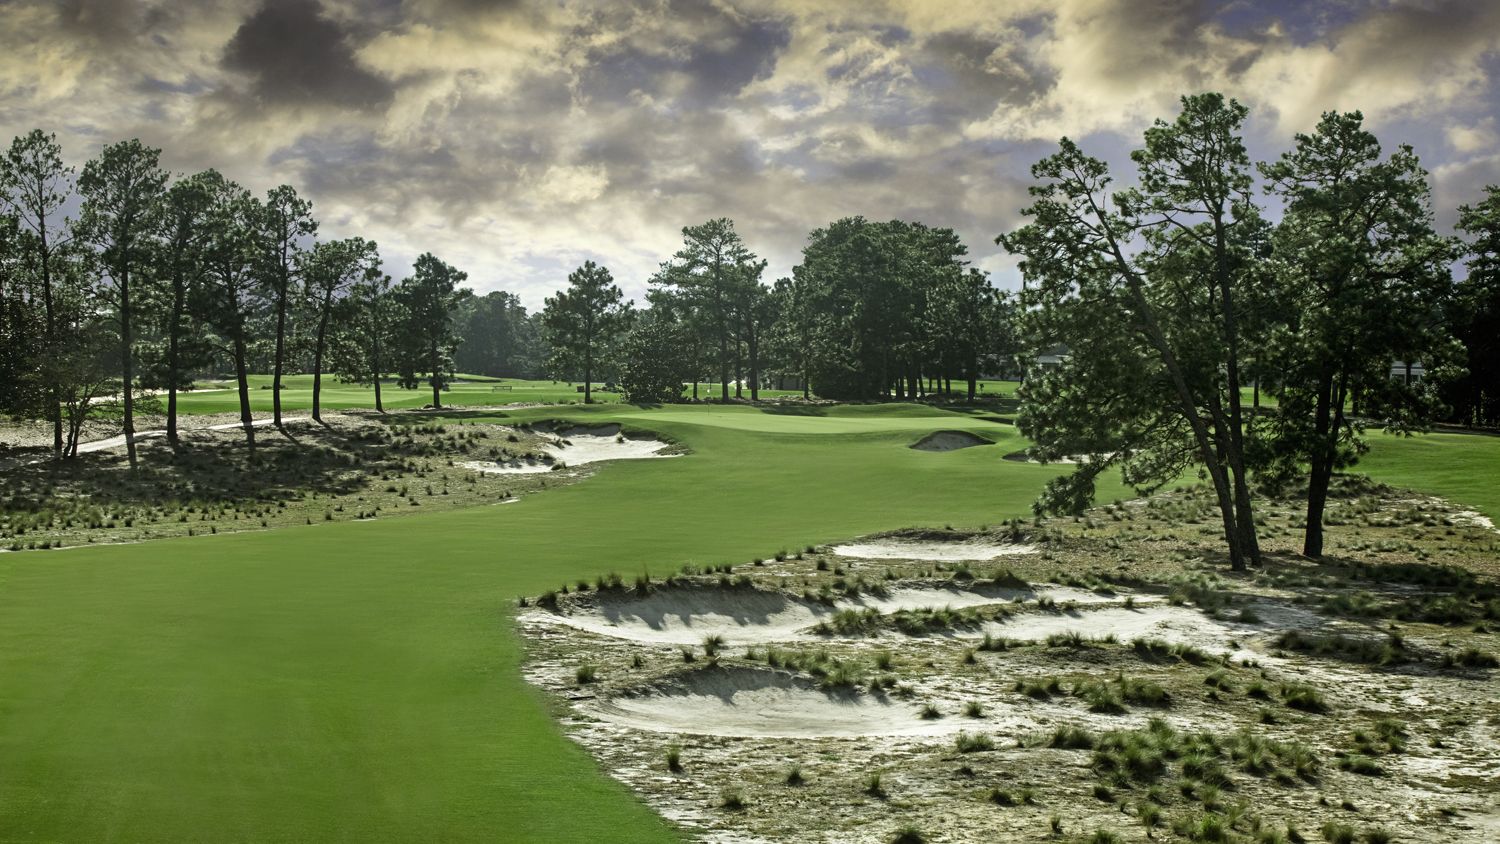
462 425 677 474
909 430 993 452
830 538 1035 560
981 601 1325 658
585 666 1031 738
527 583 1148 646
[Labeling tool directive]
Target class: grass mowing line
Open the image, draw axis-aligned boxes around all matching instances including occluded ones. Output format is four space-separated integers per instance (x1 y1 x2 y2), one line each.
0 403 1086 843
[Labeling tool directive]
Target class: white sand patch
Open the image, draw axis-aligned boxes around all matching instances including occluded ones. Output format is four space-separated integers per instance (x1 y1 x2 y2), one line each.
1453 510 1498 534
981 602 1322 656
910 430 993 452
6 416 310 468
830 539 1035 561
463 433 678 474
529 583 1152 646
585 668 993 738
527 589 834 645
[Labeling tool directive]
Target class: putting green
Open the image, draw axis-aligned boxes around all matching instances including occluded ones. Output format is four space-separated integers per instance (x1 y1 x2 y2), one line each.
0 404 1084 843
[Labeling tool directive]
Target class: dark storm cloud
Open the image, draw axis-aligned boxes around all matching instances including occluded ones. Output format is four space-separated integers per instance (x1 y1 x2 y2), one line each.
2 0 1496 305
576 0 791 106
223 0 394 110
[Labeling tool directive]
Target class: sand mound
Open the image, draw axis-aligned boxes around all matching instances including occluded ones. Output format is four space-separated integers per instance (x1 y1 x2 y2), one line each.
587 667 969 738
463 432 677 474
981 603 1324 656
529 587 833 644
830 539 1035 561
910 430 993 452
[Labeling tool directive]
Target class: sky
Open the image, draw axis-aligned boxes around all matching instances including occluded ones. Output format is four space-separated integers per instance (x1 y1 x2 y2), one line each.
1 0 1497 308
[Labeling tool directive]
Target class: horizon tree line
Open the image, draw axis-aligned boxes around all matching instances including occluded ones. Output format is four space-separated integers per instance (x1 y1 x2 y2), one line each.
3 107 1499 568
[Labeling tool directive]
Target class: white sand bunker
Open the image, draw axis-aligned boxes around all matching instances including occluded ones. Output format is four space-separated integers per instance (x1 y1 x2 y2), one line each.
529 587 834 645
982 602 1324 654
463 430 677 475
910 430 993 452
587 667 971 738
831 538 1035 561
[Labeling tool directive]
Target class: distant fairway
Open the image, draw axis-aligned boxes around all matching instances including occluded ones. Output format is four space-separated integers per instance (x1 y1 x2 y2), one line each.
0 404 1090 843
169 375 808 415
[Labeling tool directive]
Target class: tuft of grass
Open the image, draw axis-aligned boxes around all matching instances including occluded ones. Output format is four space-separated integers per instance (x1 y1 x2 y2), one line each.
955 731 994 753
1280 682 1329 713
1047 725 1097 749
702 634 726 657
665 744 682 773
963 700 985 718
890 824 926 844
574 663 597 684
1088 830 1124 844
1320 821 1355 844
918 703 942 720
784 763 805 786
719 788 748 811
863 772 886 798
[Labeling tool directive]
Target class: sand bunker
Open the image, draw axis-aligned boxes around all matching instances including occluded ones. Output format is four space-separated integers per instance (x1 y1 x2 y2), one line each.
530 582 1147 646
910 430 993 452
586 667 975 738
982 602 1323 656
830 538 1035 561
529 587 832 644
463 432 677 474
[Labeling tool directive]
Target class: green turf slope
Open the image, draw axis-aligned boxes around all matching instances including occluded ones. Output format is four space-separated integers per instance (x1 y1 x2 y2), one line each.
0 404 1087 843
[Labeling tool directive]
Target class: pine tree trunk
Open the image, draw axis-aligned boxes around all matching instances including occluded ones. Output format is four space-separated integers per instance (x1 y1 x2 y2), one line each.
273 283 286 427
234 336 255 455
120 268 138 469
312 298 331 422
166 278 184 446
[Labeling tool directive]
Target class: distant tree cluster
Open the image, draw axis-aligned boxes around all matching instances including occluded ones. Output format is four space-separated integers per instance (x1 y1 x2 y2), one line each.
998 94 1495 566
0 130 476 462
541 218 1019 404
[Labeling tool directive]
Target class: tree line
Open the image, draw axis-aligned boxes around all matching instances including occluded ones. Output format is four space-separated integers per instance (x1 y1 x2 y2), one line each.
998 93 1500 567
3 107 1498 569
0 130 514 463
540 217 1020 404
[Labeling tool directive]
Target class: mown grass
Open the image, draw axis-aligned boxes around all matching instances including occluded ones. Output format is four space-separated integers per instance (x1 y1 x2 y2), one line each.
0 402 1088 843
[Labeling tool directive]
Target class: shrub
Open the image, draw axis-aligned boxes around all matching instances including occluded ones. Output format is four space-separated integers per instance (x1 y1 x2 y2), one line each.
574 664 597 684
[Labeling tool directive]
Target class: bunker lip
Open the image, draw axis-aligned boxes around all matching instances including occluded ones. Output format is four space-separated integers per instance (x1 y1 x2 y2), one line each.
830 538 1035 560
584 666 1003 738
526 585 834 644
526 581 1148 645
463 432 677 473
909 430 994 452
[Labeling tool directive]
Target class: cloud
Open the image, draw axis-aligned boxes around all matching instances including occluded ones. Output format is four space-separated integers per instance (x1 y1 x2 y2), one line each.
0 0 1495 307
222 0 395 111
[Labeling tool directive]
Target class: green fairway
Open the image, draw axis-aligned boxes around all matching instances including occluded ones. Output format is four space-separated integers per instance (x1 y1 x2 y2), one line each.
172 374 619 414
169 375 808 416
1360 429 1500 520
0 403 1093 843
